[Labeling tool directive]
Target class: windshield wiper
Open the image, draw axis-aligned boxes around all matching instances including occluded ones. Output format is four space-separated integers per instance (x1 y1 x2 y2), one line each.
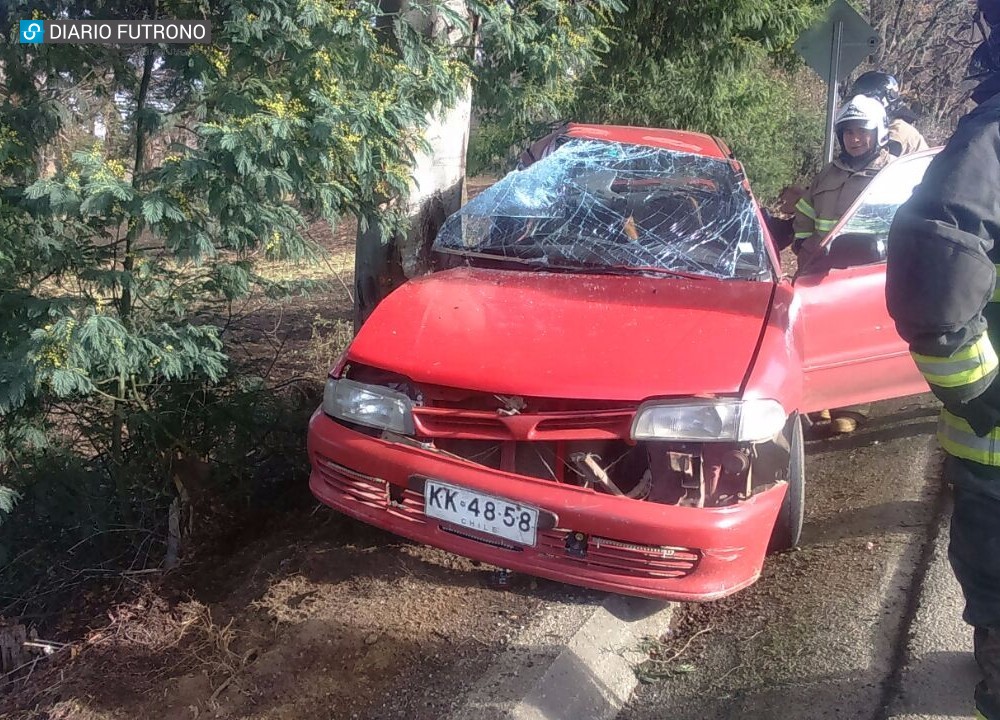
436 247 716 279
545 253 713 279
435 247 553 268
603 264 715 280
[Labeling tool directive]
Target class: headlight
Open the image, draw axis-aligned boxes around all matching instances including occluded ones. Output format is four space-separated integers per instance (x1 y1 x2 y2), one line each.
631 398 787 442
322 378 415 435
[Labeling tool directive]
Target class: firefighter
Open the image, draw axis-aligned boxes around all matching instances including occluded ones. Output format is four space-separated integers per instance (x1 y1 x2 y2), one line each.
793 95 894 434
849 70 929 157
771 73 926 251
885 2 1000 716
793 94 894 269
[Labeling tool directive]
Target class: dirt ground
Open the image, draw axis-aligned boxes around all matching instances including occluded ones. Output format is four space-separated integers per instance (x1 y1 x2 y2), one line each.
0 498 560 720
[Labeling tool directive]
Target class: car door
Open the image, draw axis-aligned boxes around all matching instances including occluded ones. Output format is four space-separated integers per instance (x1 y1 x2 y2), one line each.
793 150 938 414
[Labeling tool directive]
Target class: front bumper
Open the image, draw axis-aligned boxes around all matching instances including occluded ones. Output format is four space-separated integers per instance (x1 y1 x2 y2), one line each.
307 410 786 601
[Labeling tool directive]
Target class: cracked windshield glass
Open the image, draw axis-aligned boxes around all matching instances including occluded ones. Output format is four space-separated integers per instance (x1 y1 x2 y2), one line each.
434 138 770 280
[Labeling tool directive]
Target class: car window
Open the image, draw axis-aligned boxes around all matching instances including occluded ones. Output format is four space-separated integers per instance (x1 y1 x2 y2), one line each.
433 138 771 281
835 153 935 245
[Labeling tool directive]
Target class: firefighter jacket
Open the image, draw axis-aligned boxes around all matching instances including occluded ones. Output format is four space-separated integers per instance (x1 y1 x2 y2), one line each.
886 91 1000 466
888 119 929 157
793 149 893 253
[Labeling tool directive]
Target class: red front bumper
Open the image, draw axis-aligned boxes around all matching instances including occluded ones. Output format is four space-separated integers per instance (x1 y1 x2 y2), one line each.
307 410 786 601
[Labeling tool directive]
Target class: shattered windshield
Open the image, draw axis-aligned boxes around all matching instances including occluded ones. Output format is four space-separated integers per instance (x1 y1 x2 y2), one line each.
434 138 770 280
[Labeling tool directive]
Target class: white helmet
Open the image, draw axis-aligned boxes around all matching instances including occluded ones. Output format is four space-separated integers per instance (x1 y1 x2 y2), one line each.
835 94 889 149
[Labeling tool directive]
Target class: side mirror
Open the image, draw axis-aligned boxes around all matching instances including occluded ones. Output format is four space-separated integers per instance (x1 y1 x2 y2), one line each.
807 232 886 272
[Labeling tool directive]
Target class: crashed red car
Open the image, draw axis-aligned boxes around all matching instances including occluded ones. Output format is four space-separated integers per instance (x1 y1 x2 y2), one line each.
308 124 936 601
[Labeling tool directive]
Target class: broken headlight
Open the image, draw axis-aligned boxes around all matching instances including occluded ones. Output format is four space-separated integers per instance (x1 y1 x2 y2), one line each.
630 399 786 443
322 378 416 435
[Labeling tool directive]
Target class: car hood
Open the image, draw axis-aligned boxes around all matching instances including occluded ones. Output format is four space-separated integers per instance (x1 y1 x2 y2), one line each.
348 267 774 401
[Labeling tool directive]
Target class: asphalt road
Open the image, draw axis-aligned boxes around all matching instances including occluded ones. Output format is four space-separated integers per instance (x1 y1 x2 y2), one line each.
619 395 946 720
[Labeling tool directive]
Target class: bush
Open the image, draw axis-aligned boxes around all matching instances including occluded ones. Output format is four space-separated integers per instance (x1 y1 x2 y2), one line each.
0 374 322 619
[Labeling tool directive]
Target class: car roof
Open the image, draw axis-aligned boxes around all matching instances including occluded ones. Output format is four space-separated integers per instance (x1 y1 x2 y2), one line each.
562 123 731 160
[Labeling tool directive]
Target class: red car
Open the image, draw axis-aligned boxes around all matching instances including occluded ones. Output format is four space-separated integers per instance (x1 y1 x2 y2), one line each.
308 124 936 601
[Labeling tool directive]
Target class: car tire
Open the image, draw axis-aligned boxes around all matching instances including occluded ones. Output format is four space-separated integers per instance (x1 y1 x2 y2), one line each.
768 413 805 553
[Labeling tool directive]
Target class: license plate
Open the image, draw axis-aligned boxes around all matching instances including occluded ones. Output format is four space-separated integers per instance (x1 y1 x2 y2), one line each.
424 480 539 547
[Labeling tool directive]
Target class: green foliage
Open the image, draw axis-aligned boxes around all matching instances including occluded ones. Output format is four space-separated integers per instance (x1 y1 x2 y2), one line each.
0 487 19 515
468 0 626 172
0 374 320 617
0 0 472 539
471 0 828 199
571 2 827 198
0 0 628 601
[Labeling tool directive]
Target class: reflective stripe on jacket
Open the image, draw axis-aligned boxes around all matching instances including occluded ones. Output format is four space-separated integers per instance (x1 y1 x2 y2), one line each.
911 331 999 405
939 408 1000 466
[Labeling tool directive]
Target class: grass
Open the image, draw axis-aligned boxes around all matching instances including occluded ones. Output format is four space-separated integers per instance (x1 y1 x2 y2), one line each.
253 247 355 285
304 315 354 373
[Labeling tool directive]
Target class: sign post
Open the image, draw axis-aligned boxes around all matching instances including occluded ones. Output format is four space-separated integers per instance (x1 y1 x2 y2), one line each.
823 21 843 163
794 0 880 163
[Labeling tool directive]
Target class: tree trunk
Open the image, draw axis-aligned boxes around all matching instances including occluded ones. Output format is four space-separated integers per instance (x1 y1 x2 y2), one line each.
354 0 473 332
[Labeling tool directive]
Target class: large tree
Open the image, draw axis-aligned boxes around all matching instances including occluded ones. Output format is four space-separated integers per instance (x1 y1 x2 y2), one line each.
354 0 624 327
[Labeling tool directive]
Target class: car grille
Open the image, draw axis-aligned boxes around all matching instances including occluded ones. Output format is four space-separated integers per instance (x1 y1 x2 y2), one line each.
538 532 700 579
315 456 428 524
314 457 388 509
411 407 634 441
313 456 700 580
440 525 524 551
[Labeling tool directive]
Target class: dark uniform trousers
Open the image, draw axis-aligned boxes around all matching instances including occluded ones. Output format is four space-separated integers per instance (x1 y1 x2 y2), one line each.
948 458 1000 717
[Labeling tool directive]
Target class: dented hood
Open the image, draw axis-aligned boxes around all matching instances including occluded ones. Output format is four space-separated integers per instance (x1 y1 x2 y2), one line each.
348 267 774 401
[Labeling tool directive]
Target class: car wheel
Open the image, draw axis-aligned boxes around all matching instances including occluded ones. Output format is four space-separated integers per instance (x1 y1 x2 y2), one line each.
768 413 805 553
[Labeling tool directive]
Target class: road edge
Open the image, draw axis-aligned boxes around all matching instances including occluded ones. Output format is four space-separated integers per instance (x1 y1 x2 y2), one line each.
452 593 674 720
879 451 978 720
882 482 978 720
